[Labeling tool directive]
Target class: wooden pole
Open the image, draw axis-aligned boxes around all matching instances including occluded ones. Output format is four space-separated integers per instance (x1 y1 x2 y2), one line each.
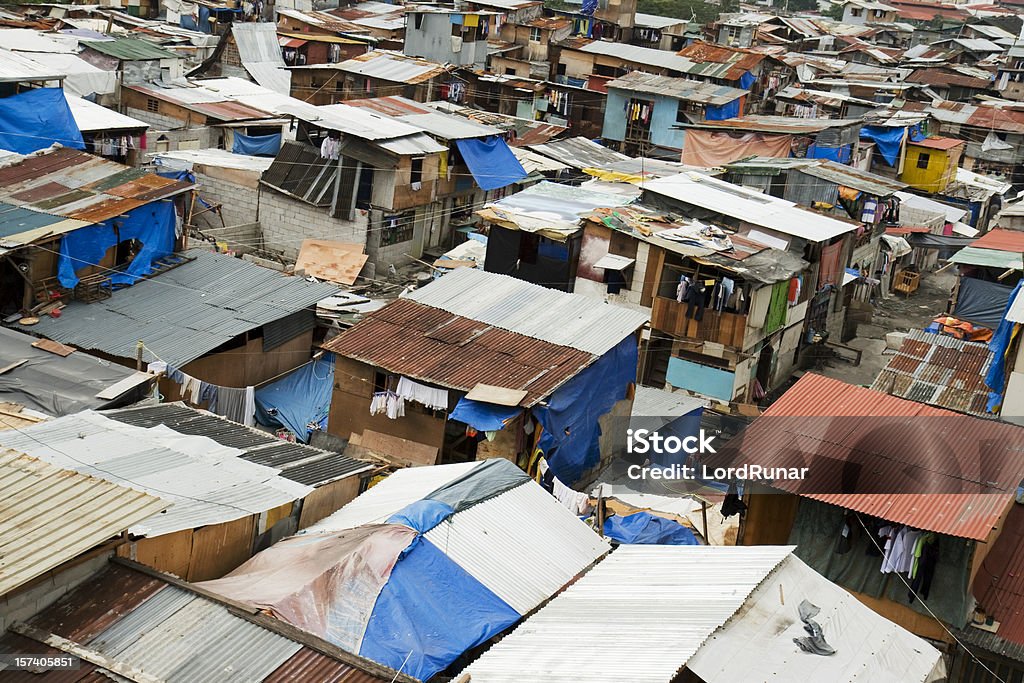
136 340 144 371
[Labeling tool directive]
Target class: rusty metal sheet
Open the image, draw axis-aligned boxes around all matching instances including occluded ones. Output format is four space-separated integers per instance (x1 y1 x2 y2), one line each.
323 299 594 406
130 178 194 202
974 228 1024 253
30 565 169 643
84 167 150 193
67 197 146 222
31 188 96 212
0 633 102 683
8 181 74 203
715 372 1023 540
265 648 394 683
103 174 177 199
0 148 90 186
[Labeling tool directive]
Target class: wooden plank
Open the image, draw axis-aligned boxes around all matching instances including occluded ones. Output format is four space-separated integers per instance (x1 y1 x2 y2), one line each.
31 338 75 357
464 383 528 407
9 623 165 683
0 359 28 375
433 259 477 269
187 515 257 581
359 429 438 466
96 371 154 400
294 239 368 285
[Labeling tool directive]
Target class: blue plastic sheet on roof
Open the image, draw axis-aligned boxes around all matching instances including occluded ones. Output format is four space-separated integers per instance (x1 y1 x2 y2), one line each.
359 537 520 681
603 511 699 545
449 397 522 431
387 499 455 534
704 97 741 121
985 279 1023 413
455 137 527 191
860 125 905 166
535 335 638 485
580 0 597 15
255 353 334 442
739 71 755 89
57 201 176 289
0 88 85 154
909 123 926 142
807 143 851 163
232 132 281 156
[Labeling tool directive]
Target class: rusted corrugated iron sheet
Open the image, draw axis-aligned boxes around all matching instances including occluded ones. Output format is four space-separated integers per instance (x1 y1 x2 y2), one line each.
973 228 1024 252
30 565 168 643
714 373 1024 540
973 501 1024 646
0 633 103 683
265 648 393 683
323 298 594 406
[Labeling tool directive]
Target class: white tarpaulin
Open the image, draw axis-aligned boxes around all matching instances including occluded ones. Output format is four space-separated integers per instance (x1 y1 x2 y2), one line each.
29 53 117 96
881 234 913 257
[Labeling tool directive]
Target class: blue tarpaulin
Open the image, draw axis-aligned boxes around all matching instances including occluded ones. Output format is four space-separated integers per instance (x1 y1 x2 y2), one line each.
0 88 84 154
232 132 281 156
603 512 699 545
57 201 176 288
985 280 1023 413
739 71 755 89
534 335 638 485
455 137 527 191
909 123 926 142
255 354 334 442
359 537 520 681
807 143 851 163
860 125 904 166
449 397 522 431
705 97 741 121
387 499 455 534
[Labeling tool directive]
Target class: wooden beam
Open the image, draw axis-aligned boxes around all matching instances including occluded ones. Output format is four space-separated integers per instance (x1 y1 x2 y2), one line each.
9 623 165 683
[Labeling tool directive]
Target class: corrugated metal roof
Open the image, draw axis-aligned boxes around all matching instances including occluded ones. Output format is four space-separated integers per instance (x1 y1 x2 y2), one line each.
0 411 313 537
686 115 863 134
713 373 1024 540
973 499 1024 647
633 12 687 28
303 461 483 532
687 554 943 682
644 172 858 243
0 449 167 596
105 403 374 487
974 227 1024 252
24 563 402 682
949 246 1023 269
335 49 448 84
424 480 609 614
631 385 707 418
0 147 192 235
405 267 648 356
459 545 794 682
66 94 148 133
344 97 503 140
872 329 994 417
322 298 594 406
527 136 630 170
0 47 66 82
82 37 178 61
605 71 747 106
511 146 571 174
232 23 291 95
26 249 338 368
797 160 907 196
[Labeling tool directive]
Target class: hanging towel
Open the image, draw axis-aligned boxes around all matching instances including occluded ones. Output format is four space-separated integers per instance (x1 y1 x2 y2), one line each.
396 376 449 411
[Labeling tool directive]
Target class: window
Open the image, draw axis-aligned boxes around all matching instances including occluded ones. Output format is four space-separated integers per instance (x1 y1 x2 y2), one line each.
518 232 539 264
725 26 742 42
380 211 416 246
850 7 863 16
146 98 159 113
556 62 567 76
529 27 542 42
916 152 931 169
677 100 700 122
410 157 424 187
414 13 423 29
505 67 516 75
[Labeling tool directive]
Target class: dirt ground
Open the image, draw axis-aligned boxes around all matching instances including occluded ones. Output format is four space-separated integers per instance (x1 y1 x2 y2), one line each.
814 268 958 387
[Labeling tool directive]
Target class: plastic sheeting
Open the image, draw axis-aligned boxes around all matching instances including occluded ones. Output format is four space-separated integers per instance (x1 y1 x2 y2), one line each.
985 279 1023 413
57 201 176 288
387 499 455 534
0 88 84 153
956 277 1014 330
196 525 417 654
232 131 281 156
425 458 529 514
859 126 904 167
449 397 522 431
681 130 792 166
705 98 741 121
739 71 755 89
359 537 520 681
455 136 527 191
535 336 638 485
255 353 334 442
603 511 699 545
807 143 851 163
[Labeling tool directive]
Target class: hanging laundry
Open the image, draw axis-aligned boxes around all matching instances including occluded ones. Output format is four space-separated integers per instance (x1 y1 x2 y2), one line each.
396 376 449 411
